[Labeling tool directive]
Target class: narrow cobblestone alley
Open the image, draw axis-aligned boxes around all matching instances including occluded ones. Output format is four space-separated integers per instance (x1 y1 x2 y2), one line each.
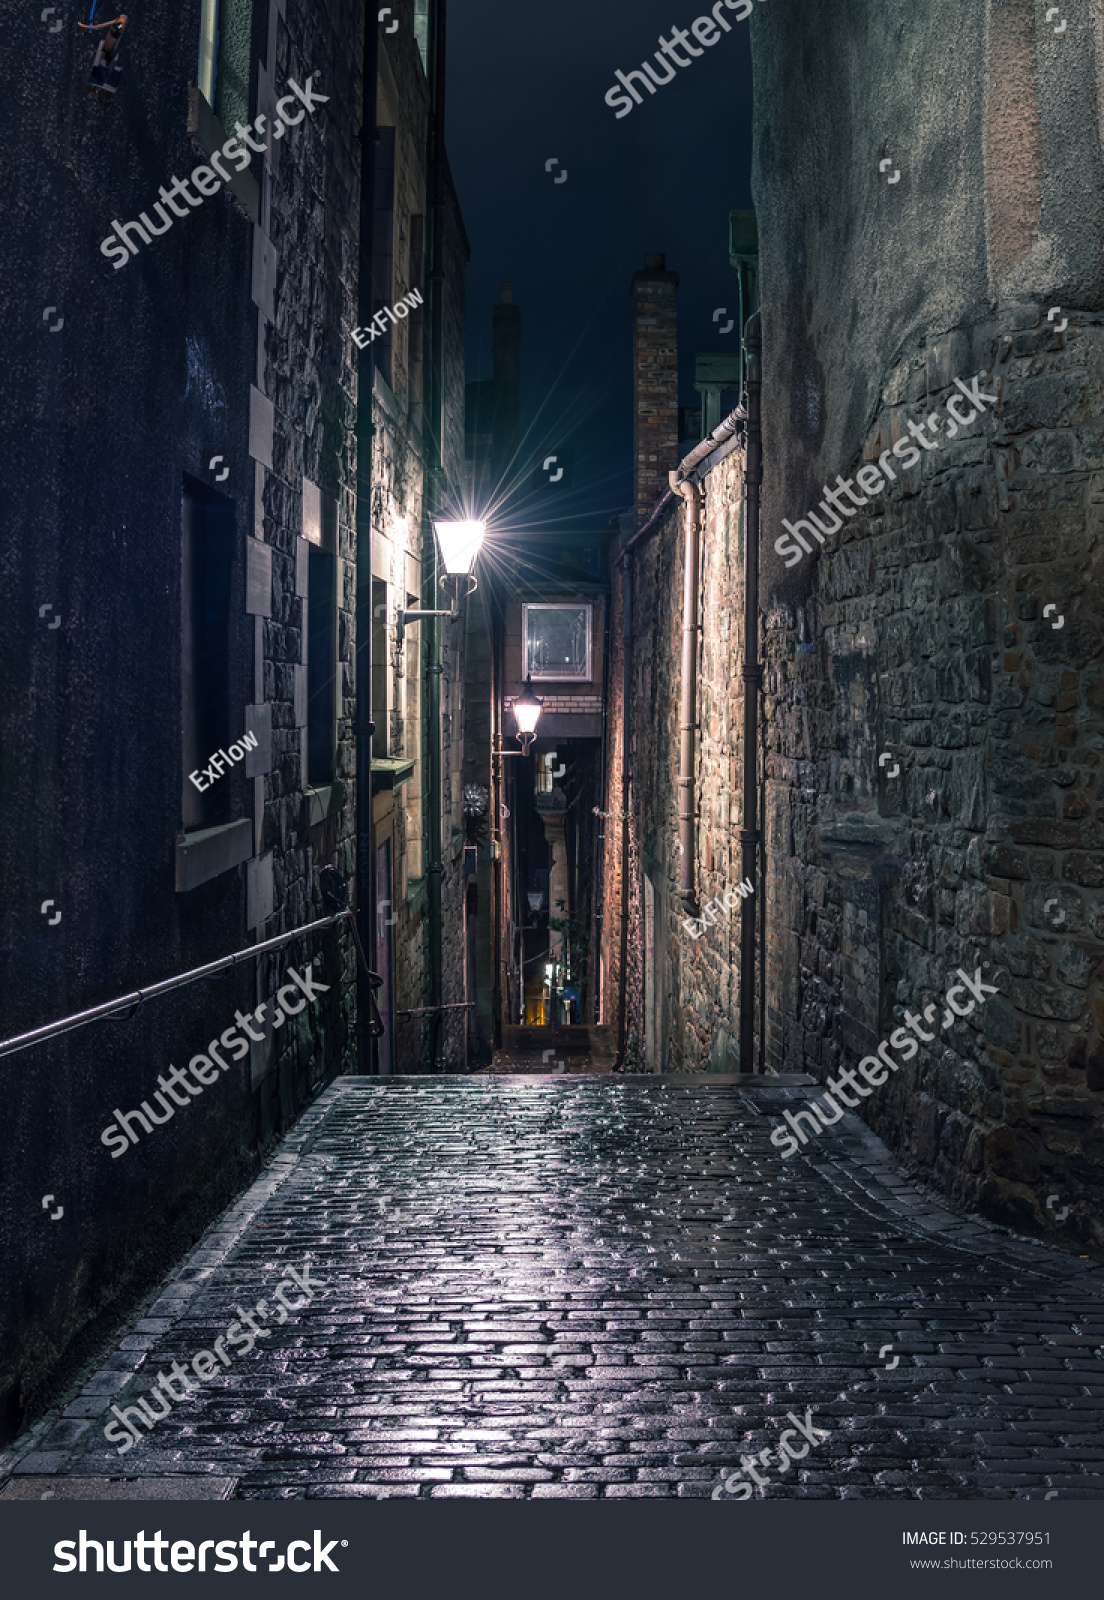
7 1080 1101 1502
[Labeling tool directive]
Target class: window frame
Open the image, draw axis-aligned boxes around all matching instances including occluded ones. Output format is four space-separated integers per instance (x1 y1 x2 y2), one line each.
198 0 219 107
522 602 593 683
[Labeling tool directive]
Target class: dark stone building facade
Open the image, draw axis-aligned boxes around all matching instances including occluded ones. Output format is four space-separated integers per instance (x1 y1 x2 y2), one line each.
0 0 471 1441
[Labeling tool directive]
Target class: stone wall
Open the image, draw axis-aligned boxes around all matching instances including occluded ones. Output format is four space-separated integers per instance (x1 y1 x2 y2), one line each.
0 0 365 1440
601 0 1104 1257
364 14 470 1076
747 0 1104 1249
603 447 751 1072
257 0 362 1125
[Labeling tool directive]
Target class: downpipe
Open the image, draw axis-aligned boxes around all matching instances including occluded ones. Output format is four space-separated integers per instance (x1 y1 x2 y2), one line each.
613 550 632 1071
739 310 762 1074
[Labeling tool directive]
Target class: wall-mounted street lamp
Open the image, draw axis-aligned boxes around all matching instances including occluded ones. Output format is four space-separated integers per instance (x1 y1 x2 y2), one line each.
397 518 485 643
493 675 544 761
527 890 544 916
511 676 543 754
434 519 485 581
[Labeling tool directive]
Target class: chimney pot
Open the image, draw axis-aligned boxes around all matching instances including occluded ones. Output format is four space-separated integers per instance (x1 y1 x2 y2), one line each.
500 279 513 304
644 252 666 273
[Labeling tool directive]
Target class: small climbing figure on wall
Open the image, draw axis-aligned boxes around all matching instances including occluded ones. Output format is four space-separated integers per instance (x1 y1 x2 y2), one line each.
79 9 128 93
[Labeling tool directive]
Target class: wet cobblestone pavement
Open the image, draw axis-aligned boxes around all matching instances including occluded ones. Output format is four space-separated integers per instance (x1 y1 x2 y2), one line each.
5 1079 1103 1500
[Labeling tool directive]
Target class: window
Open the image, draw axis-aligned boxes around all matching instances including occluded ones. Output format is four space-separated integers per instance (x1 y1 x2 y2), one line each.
307 544 337 788
197 0 252 138
414 0 429 72
182 483 236 831
372 127 396 386
372 578 388 759
408 212 424 429
198 0 218 105
523 603 592 682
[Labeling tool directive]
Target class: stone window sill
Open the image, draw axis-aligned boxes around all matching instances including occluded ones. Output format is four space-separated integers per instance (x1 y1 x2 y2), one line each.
187 88 260 223
176 818 253 892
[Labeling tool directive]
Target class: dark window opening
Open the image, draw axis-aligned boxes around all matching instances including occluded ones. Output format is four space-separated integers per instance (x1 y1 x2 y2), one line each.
409 211 424 428
182 483 235 832
372 577 388 760
307 545 336 787
373 126 396 386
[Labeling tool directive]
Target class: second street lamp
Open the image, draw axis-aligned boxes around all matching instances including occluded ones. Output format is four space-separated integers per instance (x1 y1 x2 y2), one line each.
512 676 543 754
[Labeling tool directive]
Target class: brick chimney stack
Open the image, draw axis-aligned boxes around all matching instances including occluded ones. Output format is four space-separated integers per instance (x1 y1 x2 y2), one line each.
631 252 680 528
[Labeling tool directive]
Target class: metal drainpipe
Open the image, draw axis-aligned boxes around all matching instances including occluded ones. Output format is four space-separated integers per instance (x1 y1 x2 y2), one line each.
592 586 611 1025
424 0 448 1072
612 408 743 1070
739 310 762 1074
669 473 702 905
354 2 379 1074
613 550 632 1071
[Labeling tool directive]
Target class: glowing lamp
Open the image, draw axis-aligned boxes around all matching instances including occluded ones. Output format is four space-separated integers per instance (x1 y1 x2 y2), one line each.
433 519 486 577
512 676 543 752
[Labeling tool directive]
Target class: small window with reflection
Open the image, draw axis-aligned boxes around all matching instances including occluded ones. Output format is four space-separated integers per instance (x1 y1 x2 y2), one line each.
523 603 591 682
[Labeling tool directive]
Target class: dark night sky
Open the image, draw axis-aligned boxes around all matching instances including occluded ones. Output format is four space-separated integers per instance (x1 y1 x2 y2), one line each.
447 0 754 537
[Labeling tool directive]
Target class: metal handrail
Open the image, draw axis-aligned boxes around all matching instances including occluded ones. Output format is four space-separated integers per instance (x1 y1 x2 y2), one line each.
0 909 353 1062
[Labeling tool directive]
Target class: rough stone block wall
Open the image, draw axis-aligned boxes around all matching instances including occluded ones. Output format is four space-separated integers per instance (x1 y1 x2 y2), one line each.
0 0 365 1441
747 0 1104 1255
257 0 361 1117
604 447 752 1072
763 327 1104 1249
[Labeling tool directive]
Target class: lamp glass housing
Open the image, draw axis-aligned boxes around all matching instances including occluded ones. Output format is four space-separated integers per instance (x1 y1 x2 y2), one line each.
433 519 485 576
513 676 543 737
